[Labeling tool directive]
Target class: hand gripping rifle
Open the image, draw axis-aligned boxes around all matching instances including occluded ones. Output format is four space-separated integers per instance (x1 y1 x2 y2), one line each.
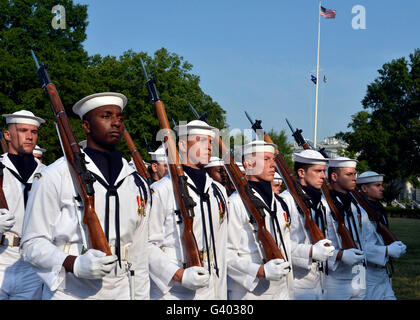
287 119 397 245
245 112 327 245
352 187 397 245
286 119 356 249
123 127 153 184
140 58 202 268
189 103 286 263
31 51 111 255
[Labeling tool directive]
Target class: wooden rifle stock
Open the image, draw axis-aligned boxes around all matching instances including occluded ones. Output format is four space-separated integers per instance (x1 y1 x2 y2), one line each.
141 61 202 268
286 119 356 249
189 104 285 262
123 128 153 184
299 141 356 249
351 188 397 245
0 164 8 210
0 132 8 209
0 132 8 154
244 113 326 245
32 52 111 255
217 137 286 262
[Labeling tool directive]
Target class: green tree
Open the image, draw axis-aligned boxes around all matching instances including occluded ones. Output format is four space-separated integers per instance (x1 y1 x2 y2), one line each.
0 0 90 164
267 128 294 170
85 48 227 162
337 49 420 184
1 1 227 165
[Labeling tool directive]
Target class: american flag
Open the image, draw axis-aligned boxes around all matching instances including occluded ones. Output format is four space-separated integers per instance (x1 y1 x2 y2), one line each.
320 6 336 19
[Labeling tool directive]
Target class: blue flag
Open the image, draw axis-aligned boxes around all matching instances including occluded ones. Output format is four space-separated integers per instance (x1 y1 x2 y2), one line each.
311 74 317 84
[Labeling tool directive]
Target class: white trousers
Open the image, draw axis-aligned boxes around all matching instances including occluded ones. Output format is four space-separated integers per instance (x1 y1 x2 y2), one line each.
0 245 43 300
366 266 396 300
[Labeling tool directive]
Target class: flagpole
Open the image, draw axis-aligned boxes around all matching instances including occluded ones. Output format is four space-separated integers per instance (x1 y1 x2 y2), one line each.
314 0 321 148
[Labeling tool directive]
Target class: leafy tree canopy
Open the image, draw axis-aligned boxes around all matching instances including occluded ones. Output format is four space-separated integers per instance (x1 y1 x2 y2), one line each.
337 49 420 183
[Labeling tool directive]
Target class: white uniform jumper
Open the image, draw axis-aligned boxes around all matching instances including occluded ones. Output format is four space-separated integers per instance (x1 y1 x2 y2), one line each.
20 151 150 300
360 199 395 300
227 182 294 300
0 153 45 299
281 186 329 300
148 168 228 300
324 190 367 300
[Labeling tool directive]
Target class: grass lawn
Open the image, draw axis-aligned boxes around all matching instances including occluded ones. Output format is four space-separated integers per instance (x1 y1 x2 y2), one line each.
388 217 420 300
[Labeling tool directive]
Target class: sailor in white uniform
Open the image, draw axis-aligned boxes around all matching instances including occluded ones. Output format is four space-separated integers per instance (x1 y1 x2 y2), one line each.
0 110 45 299
21 93 151 300
356 171 406 300
227 140 293 300
280 150 335 300
148 145 168 183
323 157 367 300
148 120 228 300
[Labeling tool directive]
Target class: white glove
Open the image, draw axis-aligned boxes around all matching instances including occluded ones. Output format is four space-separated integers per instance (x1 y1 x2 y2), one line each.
181 266 210 290
73 249 118 279
0 209 16 234
312 239 335 262
341 248 364 266
263 258 290 281
387 241 406 258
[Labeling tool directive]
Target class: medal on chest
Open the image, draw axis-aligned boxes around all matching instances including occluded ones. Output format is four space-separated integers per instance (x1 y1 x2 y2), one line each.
137 195 146 216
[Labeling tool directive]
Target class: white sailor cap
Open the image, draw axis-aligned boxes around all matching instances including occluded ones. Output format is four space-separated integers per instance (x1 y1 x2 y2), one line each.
242 140 277 157
148 145 167 162
356 171 384 184
33 145 46 155
293 149 327 165
273 172 283 182
328 156 358 168
235 162 245 172
72 92 127 119
174 120 218 139
204 156 224 168
2 110 45 127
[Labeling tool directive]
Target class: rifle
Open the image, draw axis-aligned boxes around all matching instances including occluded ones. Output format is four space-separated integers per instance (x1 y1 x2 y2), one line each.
351 187 397 245
189 103 286 263
140 58 202 268
31 51 111 255
144 135 153 153
286 119 396 245
245 112 327 245
0 131 8 209
286 119 356 249
0 132 8 154
123 128 152 184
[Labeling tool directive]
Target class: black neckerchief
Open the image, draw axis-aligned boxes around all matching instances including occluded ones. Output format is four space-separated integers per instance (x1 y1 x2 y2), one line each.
83 147 124 267
332 190 353 212
301 185 322 209
7 153 37 182
331 189 364 252
367 199 389 227
249 180 273 208
6 153 38 207
302 184 327 234
182 165 219 277
249 180 289 263
182 165 207 194
84 147 123 185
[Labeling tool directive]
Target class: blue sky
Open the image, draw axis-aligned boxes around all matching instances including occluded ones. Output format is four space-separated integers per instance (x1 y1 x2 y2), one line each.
73 0 420 145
